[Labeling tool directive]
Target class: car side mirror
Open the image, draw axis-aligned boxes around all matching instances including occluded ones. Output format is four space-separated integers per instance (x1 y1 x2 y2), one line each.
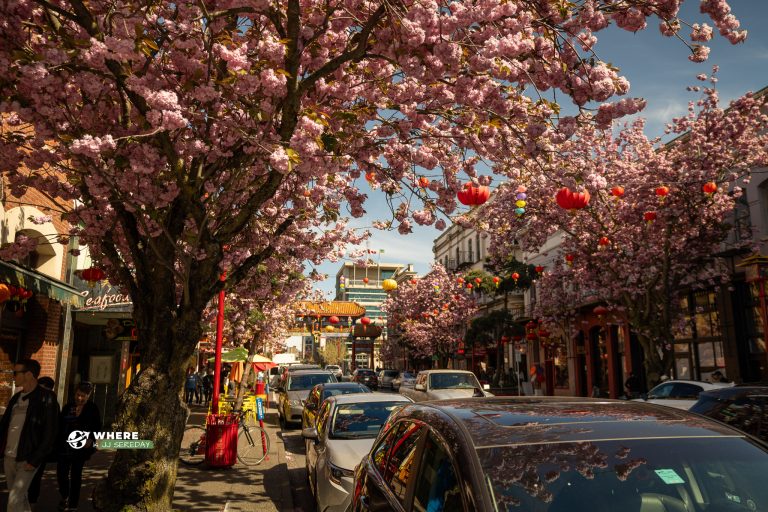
301 427 318 441
415 383 425 391
482 384 490 390
642 393 649 400
306 402 317 411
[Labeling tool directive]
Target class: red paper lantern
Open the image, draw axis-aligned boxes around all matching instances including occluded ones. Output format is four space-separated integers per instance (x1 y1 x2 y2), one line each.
593 305 608 317
365 172 376 182
466 283 473 290
329 316 340 325
410 279 417 285
610 186 625 199
526 332 538 341
525 320 537 331
81 267 106 287
0 284 10 303
555 187 591 210
360 317 371 325
457 277 464 284
501 335 510 343
537 328 550 338
492 276 500 288
565 254 575 265
644 211 657 223
655 185 670 200
418 177 430 188
363 277 369 284
512 335 523 342
535 265 545 274
474 277 482 284
598 236 610 249
457 183 490 206
702 181 717 195
511 272 520 283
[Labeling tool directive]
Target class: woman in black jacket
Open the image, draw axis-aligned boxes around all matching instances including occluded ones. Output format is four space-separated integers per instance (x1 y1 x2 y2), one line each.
56 382 101 511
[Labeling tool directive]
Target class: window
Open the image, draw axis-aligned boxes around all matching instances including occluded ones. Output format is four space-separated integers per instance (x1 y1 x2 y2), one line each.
383 421 424 504
413 431 463 512
476 234 482 261
316 401 332 437
468 239 473 262
670 383 704 399
648 383 674 398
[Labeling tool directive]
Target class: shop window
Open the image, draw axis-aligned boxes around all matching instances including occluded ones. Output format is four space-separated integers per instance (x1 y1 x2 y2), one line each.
554 344 569 388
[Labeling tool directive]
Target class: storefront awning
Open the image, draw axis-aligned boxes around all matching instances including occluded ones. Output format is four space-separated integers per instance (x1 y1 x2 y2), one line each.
0 260 84 307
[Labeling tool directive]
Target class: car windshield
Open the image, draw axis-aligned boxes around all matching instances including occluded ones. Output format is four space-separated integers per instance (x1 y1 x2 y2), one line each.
480 437 768 511
330 402 404 439
322 386 371 400
287 373 335 391
383 371 398 377
429 373 479 390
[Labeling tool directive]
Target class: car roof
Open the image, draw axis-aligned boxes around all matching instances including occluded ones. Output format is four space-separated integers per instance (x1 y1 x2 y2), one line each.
651 379 733 390
313 382 369 391
289 370 334 376
418 369 475 374
329 393 412 405
398 397 746 449
287 364 321 371
699 385 768 399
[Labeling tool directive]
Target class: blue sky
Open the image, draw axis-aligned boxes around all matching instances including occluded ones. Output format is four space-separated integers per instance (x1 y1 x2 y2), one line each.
308 1 768 296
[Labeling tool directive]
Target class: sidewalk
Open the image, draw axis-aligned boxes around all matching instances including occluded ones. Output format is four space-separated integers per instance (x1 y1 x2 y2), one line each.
0 402 294 511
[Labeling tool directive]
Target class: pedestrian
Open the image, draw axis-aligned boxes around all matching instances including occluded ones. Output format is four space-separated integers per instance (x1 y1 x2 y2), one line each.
0 358 60 512
194 367 205 405
202 369 214 405
624 372 643 398
27 376 55 507
711 370 729 383
184 367 198 405
57 381 101 511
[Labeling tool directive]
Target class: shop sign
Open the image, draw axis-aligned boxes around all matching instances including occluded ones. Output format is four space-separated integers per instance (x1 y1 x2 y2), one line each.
79 285 132 311
256 397 265 420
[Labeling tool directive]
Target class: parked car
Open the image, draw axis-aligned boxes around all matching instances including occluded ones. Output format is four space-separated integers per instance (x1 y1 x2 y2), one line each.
392 371 415 392
352 368 378 390
690 385 768 442
634 379 734 410
399 370 489 402
378 369 399 390
325 365 344 379
349 397 768 511
303 393 412 512
277 370 337 427
302 382 372 430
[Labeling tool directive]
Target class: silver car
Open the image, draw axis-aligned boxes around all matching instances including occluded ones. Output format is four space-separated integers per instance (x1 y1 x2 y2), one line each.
303 393 412 512
277 370 337 427
391 371 415 391
378 369 399 390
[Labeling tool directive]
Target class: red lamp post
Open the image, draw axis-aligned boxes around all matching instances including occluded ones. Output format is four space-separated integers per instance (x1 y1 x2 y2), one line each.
211 272 227 415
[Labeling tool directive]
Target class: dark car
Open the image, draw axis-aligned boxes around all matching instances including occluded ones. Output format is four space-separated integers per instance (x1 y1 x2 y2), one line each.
690 385 768 442
352 369 378 390
301 382 372 430
349 397 768 511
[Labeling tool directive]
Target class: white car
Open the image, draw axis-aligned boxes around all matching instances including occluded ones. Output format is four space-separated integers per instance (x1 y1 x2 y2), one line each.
400 369 491 402
303 393 412 512
634 379 734 410
324 364 343 379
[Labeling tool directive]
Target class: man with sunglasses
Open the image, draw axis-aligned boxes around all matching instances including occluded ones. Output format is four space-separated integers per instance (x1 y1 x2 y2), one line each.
0 359 60 511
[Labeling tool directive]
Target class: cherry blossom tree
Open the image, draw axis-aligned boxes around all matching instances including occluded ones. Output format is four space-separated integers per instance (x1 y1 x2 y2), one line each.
0 0 748 507
383 264 477 367
487 81 768 385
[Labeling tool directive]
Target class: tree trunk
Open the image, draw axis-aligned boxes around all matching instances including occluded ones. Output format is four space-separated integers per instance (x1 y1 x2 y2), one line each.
93 289 205 510
636 333 674 388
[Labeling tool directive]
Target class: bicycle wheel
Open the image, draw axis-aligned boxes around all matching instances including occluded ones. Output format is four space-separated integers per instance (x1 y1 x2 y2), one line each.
237 425 269 466
179 425 207 465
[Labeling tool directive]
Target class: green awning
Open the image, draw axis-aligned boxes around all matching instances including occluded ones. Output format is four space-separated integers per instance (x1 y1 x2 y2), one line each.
0 260 84 307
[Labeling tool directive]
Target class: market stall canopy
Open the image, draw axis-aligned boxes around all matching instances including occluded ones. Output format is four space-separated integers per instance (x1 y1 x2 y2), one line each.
250 353 276 372
0 260 84 307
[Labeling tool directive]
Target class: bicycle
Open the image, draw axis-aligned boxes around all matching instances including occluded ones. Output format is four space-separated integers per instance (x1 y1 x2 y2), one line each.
179 408 270 466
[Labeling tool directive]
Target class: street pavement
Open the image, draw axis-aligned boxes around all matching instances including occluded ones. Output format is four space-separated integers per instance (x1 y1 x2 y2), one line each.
0 398 314 511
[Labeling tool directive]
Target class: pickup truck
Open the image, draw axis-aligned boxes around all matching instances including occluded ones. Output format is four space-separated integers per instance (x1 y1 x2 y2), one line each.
399 370 491 402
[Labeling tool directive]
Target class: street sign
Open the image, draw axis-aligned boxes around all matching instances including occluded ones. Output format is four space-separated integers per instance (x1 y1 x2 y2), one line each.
256 397 265 421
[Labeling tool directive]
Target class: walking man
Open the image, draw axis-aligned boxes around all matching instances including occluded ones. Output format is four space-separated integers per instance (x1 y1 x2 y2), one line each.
0 359 60 511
